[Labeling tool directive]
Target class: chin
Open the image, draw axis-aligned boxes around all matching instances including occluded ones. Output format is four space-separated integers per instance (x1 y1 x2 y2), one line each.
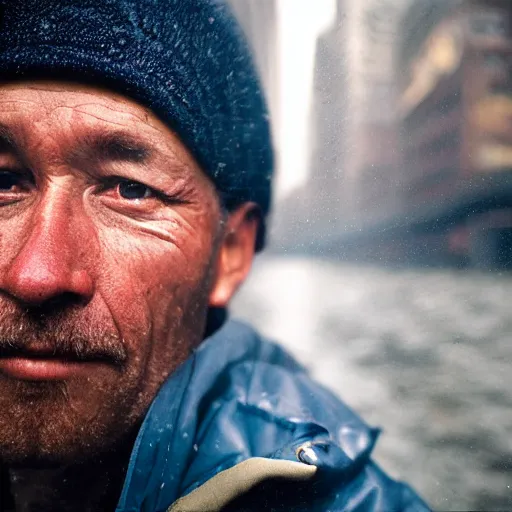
0 378 142 467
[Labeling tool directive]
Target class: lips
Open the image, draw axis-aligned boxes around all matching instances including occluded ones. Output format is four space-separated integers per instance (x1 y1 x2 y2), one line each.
0 348 107 381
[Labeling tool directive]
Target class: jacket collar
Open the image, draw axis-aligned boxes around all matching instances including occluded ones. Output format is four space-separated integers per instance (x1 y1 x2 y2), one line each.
115 320 377 512
116 321 265 511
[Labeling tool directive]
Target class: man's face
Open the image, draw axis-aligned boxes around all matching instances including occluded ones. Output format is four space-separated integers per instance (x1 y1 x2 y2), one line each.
0 82 225 465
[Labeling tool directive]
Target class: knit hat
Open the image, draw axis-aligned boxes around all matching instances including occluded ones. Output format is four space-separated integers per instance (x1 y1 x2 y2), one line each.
0 0 273 250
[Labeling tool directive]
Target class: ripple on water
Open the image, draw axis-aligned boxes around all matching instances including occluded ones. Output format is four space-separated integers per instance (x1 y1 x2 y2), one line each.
232 256 512 511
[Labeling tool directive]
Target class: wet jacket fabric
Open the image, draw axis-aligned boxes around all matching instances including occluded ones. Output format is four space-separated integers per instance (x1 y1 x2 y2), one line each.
115 320 430 512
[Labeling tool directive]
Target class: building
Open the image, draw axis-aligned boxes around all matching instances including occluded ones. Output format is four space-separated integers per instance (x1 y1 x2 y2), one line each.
397 0 512 267
228 0 279 132
347 0 408 225
269 0 349 251
306 0 408 234
306 0 348 235
398 0 512 204
272 0 410 252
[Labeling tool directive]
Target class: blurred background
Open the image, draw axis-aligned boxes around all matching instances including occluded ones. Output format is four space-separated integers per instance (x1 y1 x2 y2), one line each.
228 0 512 510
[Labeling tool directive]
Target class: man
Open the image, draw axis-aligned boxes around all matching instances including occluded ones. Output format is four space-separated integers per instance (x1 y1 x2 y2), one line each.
0 1 429 510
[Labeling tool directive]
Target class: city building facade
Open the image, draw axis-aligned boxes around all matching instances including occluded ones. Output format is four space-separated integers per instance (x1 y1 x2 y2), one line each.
397 0 512 267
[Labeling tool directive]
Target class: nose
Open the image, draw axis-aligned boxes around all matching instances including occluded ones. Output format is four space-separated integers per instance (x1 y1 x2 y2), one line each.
2 192 95 308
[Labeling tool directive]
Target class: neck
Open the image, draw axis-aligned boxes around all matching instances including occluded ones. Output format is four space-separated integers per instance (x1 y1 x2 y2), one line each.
1 448 132 512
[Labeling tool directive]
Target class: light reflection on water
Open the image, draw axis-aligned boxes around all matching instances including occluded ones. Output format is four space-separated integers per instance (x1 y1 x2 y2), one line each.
231 255 512 511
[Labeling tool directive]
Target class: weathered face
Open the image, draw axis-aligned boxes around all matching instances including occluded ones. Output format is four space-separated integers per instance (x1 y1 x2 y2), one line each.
0 82 231 465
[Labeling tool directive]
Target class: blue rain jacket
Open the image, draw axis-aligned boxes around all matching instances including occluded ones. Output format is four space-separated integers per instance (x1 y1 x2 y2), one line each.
116 320 430 512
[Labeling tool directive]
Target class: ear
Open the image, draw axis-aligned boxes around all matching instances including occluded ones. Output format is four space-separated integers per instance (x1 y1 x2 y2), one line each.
208 202 260 308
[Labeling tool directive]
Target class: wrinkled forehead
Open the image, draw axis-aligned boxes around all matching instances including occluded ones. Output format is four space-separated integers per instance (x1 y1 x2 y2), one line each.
0 80 202 168
0 80 163 130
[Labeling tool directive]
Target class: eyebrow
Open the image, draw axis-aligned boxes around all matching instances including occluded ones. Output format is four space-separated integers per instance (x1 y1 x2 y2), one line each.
0 124 19 154
78 131 153 164
0 123 154 166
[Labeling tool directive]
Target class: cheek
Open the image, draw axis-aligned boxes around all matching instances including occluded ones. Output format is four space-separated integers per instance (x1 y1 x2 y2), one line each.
94 216 217 354
0 208 35 269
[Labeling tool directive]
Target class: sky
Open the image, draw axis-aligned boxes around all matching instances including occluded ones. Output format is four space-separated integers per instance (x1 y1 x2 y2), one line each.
276 0 336 197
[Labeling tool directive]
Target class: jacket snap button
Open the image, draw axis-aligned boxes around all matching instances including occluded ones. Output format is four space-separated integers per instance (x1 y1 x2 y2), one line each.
296 442 319 465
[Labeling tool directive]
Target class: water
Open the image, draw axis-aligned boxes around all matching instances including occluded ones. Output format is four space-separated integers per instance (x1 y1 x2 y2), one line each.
231 255 512 511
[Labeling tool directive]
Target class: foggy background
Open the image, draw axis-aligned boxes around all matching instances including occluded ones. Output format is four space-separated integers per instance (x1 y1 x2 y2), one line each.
228 1 512 510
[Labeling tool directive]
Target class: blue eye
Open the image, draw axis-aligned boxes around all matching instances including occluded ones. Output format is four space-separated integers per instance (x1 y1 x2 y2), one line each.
118 180 152 200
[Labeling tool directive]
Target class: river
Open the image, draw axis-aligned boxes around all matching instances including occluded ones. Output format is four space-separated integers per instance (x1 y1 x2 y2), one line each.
231 255 512 511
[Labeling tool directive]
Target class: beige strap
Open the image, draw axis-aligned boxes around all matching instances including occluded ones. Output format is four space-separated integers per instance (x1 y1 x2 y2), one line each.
168 457 317 512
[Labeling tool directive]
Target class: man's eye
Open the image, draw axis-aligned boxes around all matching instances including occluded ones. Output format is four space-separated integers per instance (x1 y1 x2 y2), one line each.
0 171 25 191
117 180 153 200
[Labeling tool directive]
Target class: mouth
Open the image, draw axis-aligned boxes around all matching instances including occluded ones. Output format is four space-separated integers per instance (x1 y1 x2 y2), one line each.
0 348 110 381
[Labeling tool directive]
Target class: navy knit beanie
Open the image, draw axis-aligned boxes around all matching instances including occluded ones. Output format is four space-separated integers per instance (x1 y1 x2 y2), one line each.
0 0 273 250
